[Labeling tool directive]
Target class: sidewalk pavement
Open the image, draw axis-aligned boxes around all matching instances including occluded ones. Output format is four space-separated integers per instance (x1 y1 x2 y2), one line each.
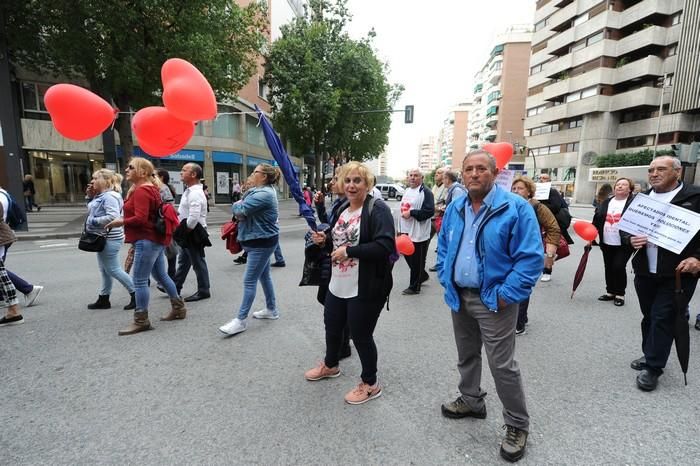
15 199 308 241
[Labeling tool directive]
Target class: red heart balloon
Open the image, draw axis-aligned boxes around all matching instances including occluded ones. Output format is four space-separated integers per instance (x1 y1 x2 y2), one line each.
396 235 415 256
43 84 116 141
132 106 194 156
482 142 514 169
573 220 598 242
161 58 217 121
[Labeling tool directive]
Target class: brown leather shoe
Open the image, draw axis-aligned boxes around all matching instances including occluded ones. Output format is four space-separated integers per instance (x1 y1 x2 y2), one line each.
118 311 153 335
161 298 187 321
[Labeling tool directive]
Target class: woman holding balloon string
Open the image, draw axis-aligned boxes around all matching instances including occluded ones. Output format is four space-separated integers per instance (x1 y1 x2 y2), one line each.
592 177 635 306
304 161 395 405
511 176 561 335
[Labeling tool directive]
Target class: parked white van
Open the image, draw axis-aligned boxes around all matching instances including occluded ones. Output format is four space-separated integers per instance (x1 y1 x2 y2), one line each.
375 183 405 201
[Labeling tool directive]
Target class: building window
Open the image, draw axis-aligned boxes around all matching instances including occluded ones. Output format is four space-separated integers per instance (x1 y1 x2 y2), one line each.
530 63 544 75
212 105 239 138
20 81 50 114
527 104 547 117
568 118 583 128
671 12 682 25
529 124 559 136
258 78 269 100
566 142 579 152
565 85 598 102
586 30 604 46
535 17 549 32
668 43 678 56
617 135 653 149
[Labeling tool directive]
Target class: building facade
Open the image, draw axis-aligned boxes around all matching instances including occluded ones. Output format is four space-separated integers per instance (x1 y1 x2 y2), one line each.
525 0 700 202
437 103 471 170
7 0 306 205
469 25 533 169
418 136 440 172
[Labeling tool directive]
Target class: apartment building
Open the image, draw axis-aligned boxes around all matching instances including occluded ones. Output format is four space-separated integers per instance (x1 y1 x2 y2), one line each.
5 0 305 205
437 103 471 170
525 0 700 202
418 136 440 172
469 25 533 168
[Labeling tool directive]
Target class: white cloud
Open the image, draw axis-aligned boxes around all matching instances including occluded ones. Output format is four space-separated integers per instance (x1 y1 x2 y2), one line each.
346 0 535 177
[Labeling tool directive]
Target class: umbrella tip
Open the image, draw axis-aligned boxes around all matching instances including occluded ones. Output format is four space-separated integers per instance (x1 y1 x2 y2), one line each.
684 374 688 386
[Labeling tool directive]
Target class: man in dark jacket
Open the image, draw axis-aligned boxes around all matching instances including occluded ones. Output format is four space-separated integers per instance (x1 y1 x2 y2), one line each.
626 156 700 391
399 169 434 295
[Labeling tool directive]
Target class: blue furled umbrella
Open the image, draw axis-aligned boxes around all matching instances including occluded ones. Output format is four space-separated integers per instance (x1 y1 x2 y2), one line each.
255 105 318 231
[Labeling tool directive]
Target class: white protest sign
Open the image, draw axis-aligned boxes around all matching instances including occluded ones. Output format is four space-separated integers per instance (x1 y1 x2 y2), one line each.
169 171 184 195
618 193 700 254
534 182 551 200
495 169 515 191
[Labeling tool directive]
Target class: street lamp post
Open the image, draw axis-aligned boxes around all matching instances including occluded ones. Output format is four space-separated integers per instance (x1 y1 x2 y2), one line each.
653 73 669 158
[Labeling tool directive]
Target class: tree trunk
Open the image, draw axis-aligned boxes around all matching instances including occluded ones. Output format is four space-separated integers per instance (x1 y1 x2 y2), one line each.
314 140 323 190
113 94 133 166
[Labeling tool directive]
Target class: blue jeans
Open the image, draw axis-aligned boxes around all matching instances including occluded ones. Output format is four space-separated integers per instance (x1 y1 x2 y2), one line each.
132 239 179 311
237 244 277 320
173 245 210 294
97 239 134 295
273 243 285 263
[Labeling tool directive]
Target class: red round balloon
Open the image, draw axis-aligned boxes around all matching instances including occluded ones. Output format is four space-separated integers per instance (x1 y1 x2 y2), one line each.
573 220 598 241
43 84 116 141
132 106 194 157
396 235 415 256
161 58 217 121
482 142 514 169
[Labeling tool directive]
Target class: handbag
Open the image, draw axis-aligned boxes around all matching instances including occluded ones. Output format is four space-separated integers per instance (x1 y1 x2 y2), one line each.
78 220 106 252
555 235 570 260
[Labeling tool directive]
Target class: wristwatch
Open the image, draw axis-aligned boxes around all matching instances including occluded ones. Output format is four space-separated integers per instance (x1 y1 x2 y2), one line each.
545 252 556 258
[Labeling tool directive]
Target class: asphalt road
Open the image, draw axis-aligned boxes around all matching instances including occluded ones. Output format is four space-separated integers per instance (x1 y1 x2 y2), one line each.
2 202 700 465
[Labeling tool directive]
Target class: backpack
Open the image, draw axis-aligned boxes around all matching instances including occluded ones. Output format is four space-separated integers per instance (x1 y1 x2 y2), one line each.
0 190 26 230
154 202 180 237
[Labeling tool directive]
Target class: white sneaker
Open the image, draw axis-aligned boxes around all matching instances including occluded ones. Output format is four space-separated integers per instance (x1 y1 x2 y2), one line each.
252 308 279 320
540 274 551 282
25 285 44 307
219 318 247 336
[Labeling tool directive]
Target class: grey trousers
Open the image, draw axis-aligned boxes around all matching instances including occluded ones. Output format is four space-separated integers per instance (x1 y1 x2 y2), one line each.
451 288 529 431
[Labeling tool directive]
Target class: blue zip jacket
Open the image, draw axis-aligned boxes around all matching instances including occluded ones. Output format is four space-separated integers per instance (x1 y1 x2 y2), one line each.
436 185 543 312
233 185 279 241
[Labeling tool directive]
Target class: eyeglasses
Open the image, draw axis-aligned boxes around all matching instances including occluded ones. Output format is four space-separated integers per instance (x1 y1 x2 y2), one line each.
125 165 135 170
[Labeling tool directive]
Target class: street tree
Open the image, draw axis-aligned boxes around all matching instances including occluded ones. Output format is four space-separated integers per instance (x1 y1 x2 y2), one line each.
1 0 267 160
263 0 401 189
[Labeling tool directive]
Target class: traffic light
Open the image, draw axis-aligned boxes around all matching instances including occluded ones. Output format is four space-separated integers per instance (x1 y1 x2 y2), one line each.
404 105 414 124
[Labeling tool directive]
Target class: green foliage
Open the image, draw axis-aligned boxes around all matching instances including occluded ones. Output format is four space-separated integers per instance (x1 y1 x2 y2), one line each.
263 0 401 188
2 0 267 158
596 149 674 167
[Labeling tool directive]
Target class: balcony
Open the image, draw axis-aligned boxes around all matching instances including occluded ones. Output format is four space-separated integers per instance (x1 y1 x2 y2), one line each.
526 126 582 149
489 65 503 85
609 86 664 112
543 68 614 102
613 55 663 85
617 113 695 139
486 105 499 117
617 25 669 57
617 0 684 30
21 118 104 152
541 95 611 123
487 91 501 104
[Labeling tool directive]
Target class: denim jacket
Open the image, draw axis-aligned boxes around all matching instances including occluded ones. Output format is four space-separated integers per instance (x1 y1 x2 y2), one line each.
233 185 279 241
436 185 543 312
87 190 124 240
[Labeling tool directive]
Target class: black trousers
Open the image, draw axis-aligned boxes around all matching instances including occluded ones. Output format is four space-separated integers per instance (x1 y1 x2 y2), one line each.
324 292 384 385
600 244 632 296
404 239 429 291
634 274 697 371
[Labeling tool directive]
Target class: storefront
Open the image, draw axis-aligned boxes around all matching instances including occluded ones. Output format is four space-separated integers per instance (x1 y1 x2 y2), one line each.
27 150 105 204
212 151 243 204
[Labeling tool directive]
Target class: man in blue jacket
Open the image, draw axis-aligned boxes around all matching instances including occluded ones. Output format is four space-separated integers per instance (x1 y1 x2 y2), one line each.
436 150 542 463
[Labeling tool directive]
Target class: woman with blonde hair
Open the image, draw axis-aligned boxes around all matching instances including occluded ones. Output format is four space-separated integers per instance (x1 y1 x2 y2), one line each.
106 158 186 335
304 161 395 405
85 169 135 310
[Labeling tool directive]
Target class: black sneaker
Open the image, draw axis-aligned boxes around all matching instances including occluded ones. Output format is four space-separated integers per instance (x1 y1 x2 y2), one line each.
0 314 24 327
440 396 487 419
271 262 286 267
500 425 528 462
233 256 247 265
515 325 526 336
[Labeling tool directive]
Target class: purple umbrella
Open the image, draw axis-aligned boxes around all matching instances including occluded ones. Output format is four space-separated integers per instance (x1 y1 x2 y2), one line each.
255 105 318 231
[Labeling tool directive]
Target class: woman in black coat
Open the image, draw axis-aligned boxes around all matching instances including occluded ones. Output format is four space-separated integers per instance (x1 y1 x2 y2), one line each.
592 177 635 306
304 161 395 405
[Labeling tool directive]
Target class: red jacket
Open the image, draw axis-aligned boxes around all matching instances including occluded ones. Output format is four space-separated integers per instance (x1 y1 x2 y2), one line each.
124 184 170 245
